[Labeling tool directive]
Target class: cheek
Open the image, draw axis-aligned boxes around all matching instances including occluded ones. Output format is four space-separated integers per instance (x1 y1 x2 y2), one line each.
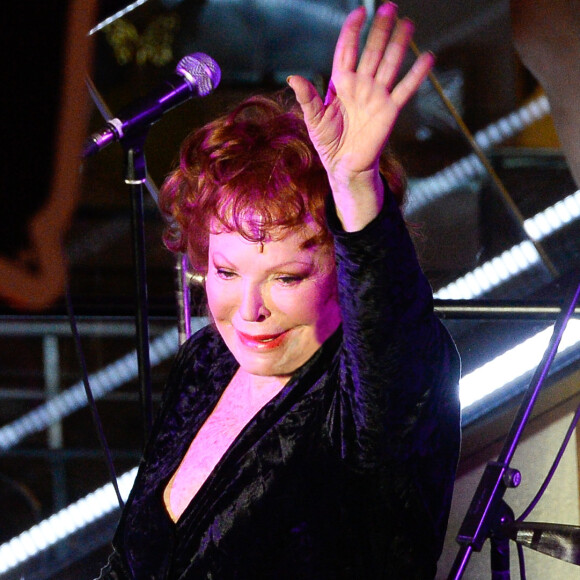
310 276 341 326
272 278 338 322
205 279 234 320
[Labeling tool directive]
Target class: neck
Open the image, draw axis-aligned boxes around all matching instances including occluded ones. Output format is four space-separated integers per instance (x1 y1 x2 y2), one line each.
233 368 290 399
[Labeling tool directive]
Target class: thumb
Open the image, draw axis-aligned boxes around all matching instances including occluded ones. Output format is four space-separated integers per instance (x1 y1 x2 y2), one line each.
287 75 325 127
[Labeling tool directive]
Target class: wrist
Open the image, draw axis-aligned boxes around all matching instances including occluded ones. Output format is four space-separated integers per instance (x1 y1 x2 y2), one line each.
329 167 384 232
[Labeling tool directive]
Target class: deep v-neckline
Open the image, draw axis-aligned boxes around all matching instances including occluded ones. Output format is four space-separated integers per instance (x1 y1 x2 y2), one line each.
163 369 288 523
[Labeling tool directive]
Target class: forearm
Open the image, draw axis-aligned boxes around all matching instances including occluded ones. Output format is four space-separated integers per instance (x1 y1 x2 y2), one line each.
328 188 459 466
330 186 433 342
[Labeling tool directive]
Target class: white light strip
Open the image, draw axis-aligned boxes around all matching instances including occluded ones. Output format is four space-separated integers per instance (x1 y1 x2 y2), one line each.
406 95 552 214
460 320 580 409
435 241 541 300
524 189 580 241
0 327 180 451
0 468 137 575
89 0 150 35
0 319 208 452
435 189 580 300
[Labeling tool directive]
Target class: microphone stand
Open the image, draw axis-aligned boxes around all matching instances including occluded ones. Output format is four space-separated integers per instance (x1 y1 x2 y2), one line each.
175 253 192 346
447 278 580 579
84 76 157 445
122 132 154 445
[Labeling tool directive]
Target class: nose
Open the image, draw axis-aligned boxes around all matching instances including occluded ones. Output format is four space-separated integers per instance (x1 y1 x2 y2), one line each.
239 281 270 322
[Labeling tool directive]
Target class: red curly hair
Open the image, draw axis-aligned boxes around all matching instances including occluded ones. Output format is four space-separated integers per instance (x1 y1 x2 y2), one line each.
159 91 406 274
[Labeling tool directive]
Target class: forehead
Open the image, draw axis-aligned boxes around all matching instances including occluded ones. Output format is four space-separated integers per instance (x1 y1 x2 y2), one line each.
208 219 333 263
209 212 321 244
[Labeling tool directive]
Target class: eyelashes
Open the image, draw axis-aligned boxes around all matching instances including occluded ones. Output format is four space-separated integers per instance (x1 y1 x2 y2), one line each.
215 268 236 279
214 267 307 286
275 275 303 286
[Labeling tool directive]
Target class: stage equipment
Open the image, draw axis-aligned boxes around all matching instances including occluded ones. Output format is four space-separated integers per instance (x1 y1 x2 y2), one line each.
408 39 558 279
83 52 220 445
83 52 220 157
405 94 552 214
448 280 580 579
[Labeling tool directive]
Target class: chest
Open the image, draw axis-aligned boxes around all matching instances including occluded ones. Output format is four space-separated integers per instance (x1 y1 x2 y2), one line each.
163 373 286 522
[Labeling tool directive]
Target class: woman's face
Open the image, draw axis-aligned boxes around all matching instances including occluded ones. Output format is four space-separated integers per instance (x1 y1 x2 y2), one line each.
205 219 341 380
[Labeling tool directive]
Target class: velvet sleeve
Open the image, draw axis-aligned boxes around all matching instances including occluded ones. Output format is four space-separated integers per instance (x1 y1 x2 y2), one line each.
326 187 461 470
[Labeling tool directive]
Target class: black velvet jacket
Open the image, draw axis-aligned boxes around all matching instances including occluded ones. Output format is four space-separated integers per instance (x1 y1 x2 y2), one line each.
97 191 461 579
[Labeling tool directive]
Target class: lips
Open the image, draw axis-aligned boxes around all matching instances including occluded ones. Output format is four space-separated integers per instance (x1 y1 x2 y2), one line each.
236 330 288 350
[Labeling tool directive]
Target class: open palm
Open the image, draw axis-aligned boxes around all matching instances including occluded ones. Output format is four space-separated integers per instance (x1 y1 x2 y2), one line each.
289 4 433 182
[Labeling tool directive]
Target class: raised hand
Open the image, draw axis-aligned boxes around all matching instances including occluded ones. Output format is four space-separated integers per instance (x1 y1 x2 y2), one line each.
288 3 433 230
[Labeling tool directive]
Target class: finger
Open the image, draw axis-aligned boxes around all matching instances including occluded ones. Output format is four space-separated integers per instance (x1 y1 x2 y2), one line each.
332 6 367 74
390 51 434 109
375 17 414 90
287 75 325 126
357 2 398 76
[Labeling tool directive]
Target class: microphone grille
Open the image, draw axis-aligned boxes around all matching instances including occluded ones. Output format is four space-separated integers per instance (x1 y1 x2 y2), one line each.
176 53 221 97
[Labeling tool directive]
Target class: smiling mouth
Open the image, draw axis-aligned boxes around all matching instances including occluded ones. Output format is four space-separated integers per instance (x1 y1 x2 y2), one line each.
236 330 287 350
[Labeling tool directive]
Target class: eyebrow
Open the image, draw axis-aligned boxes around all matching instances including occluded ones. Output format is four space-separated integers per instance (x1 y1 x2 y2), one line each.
210 252 315 271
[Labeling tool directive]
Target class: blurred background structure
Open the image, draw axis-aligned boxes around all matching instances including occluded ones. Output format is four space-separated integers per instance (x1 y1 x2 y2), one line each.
1 1 579 578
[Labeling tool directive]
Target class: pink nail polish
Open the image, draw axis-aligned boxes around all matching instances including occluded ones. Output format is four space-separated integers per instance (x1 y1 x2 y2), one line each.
378 2 397 15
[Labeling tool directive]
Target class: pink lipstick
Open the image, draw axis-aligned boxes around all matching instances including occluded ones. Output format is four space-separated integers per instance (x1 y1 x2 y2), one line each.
236 330 287 350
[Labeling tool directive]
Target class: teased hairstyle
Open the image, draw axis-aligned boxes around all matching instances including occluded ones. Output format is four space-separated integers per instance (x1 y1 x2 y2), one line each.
159 91 406 274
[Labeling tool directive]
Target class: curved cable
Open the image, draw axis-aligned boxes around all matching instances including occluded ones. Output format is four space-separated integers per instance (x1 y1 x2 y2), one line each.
517 542 527 580
65 287 124 509
516 400 580 523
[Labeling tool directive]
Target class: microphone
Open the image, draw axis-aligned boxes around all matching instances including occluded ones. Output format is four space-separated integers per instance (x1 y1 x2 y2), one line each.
83 52 221 157
502 521 580 565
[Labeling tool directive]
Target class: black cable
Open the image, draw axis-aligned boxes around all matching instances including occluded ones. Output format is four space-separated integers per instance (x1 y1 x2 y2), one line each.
516 398 580 523
516 543 526 580
65 286 124 510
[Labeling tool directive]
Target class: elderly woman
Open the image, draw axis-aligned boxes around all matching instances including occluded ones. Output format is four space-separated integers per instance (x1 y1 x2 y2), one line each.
97 4 461 579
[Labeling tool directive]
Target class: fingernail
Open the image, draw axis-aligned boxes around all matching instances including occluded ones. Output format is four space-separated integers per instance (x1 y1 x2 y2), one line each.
378 2 397 14
403 17 415 33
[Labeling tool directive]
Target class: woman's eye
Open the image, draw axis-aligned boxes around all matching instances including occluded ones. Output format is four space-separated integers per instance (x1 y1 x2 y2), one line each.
277 275 303 285
216 268 236 279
